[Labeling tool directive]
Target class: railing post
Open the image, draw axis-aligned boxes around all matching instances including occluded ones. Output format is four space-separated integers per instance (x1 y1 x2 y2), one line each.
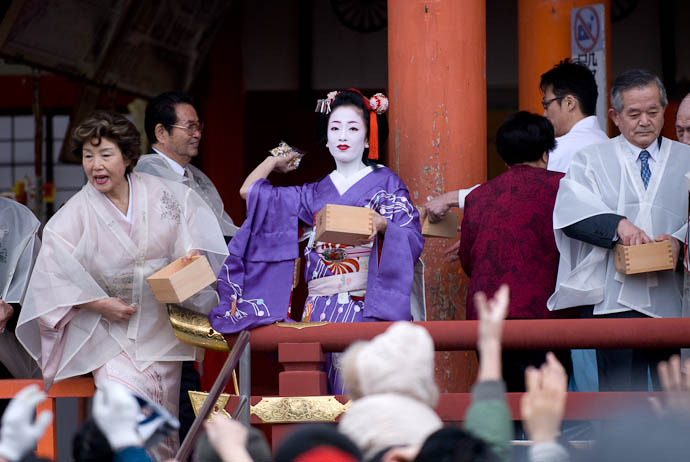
238 343 251 424
278 342 327 397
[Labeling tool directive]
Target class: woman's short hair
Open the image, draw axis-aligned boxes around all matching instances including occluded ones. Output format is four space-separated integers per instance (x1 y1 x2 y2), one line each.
496 111 555 166
316 90 389 167
71 110 141 174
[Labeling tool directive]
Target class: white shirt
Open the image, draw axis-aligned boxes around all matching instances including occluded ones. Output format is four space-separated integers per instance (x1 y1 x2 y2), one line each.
622 136 660 176
152 147 186 177
548 116 608 173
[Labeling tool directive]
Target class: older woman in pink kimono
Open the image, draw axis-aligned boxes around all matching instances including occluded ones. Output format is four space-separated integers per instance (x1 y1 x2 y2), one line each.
16 111 228 459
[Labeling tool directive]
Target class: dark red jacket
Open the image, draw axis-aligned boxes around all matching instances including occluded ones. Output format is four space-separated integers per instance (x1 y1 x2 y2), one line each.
460 165 566 320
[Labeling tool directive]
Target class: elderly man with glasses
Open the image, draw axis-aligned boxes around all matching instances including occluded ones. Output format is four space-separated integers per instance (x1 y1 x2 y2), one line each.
136 91 238 239
134 91 237 443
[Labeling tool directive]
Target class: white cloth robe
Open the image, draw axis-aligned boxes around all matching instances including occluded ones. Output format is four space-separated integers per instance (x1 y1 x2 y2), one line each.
548 115 609 174
0 197 41 378
548 136 690 317
135 153 238 236
16 172 229 384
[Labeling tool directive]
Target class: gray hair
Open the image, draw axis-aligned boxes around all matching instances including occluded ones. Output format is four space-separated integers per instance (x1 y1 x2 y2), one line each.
610 69 668 112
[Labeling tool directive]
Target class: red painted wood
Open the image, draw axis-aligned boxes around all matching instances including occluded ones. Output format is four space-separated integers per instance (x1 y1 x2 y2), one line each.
225 318 690 352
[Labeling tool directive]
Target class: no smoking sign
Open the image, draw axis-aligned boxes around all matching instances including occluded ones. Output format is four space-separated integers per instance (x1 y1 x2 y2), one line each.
571 4 604 54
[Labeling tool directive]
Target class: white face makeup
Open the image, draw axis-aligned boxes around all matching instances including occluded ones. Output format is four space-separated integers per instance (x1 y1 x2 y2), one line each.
326 105 369 168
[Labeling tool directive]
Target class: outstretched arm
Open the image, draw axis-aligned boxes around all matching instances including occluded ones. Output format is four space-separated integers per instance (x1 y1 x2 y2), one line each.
239 154 297 199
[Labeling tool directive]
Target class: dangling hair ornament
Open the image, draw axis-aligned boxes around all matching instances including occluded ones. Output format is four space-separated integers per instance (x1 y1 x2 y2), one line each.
315 91 340 114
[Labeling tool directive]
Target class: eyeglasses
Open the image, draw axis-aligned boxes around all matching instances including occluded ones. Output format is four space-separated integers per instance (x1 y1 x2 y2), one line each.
541 96 565 110
171 122 204 135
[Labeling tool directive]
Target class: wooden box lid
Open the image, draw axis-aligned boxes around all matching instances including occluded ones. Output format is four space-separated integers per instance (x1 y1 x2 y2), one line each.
613 240 674 275
146 255 217 303
314 204 373 246
417 206 458 238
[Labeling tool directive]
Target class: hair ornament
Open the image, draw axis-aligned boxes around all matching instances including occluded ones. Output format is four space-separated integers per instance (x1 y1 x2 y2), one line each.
315 90 340 114
369 93 388 115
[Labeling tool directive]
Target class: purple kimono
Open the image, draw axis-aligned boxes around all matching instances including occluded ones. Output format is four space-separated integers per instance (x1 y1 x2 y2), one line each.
209 166 423 391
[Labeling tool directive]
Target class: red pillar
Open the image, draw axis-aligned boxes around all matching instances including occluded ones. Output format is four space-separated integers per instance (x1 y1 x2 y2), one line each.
388 0 487 391
518 0 612 115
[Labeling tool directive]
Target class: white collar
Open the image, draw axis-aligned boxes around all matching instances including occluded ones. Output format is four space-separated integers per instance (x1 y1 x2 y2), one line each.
105 173 133 222
567 115 601 134
153 147 186 177
329 165 375 195
622 136 660 162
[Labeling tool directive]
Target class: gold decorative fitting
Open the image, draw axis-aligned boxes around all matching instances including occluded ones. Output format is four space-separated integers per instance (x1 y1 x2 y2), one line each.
188 391 232 421
250 396 351 423
275 321 329 330
167 304 230 351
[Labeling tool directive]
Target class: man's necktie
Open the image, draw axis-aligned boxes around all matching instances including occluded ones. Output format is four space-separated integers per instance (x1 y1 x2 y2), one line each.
639 150 651 189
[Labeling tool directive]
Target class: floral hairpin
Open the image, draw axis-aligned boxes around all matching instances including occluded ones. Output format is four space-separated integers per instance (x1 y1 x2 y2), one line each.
315 91 340 114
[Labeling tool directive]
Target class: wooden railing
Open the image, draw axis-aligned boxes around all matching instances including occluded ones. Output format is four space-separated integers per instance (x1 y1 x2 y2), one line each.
0 377 95 459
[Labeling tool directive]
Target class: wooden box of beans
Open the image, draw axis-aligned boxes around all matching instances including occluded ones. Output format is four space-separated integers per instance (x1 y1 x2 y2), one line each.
314 204 373 246
147 255 216 303
613 241 674 275
417 206 459 239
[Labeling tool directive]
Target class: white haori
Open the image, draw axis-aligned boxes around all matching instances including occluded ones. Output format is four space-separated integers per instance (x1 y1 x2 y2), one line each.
0 197 40 304
548 136 690 317
136 151 238 236
548 115 609 174
16 172 228 385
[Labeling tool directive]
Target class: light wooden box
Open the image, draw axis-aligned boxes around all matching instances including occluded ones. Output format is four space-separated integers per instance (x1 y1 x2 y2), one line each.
613 241 674 275
417 207 458 238
314 204 373 246
147 255 217 303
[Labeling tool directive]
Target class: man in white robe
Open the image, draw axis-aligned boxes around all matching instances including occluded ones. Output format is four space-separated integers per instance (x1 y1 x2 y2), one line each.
135 91 238 239
548 69 690 391
134 91 237 441
0 197 41 382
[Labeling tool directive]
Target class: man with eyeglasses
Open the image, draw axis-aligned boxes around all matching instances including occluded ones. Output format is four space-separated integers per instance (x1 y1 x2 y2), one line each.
548 69 690 391
136 91 238 239
539 59 608 173
135 91 237 443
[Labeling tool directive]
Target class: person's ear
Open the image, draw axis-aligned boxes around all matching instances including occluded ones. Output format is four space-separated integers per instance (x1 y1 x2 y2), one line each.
609 108 621 128
154 124 168 143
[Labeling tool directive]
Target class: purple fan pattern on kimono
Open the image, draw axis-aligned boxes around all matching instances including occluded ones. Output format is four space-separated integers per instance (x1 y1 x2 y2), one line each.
209 167 424 393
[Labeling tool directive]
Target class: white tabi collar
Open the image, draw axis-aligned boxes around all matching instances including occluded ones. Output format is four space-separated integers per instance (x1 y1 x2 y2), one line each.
153 147 187 177
329 165 375 196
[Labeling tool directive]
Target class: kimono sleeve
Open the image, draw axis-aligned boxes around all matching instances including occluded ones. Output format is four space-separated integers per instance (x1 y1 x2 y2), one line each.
209 179 308 333
364 185 425 321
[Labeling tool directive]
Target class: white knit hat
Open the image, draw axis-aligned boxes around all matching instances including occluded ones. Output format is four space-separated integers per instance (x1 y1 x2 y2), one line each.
347 321 439 407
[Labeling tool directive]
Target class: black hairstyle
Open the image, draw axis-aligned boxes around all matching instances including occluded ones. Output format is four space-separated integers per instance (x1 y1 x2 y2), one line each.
316 89 389 167
72 419 114 462
540 59 598 116
496 111 556 166
71 110 141 174
610 68 667 113
414 426 495 462
145 91 196 145
274 424 362 462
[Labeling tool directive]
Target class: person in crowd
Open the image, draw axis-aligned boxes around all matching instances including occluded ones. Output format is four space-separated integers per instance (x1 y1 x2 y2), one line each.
15 110 228 459
135 91 238 240
274 424 362 462
0 197 42 414
337 322 443 460
135 90 238 443
676 93 690 145
548 69 690 391
459 111 572 391
201 417 271 462
209 89 424 394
